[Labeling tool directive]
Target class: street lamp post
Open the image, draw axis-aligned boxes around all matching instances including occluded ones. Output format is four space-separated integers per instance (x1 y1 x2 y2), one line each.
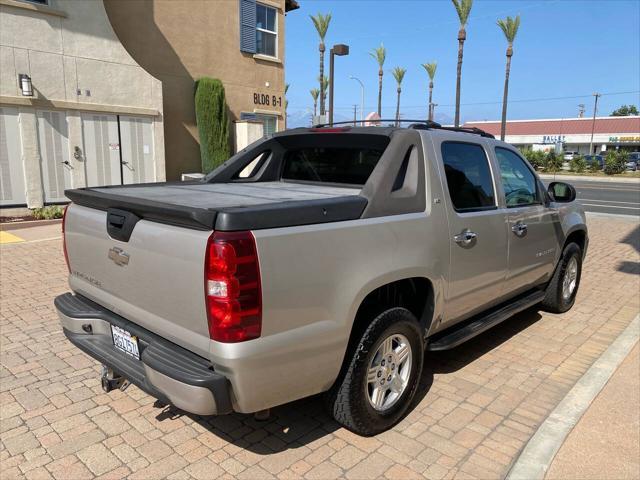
349 76 364 122
328 44 349 126
589 93 601 155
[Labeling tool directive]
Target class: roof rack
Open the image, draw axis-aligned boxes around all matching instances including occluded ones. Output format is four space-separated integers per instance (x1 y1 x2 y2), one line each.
311 119 495 139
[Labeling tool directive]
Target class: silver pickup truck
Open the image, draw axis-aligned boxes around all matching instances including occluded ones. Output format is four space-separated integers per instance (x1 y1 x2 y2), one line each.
55 121 588 436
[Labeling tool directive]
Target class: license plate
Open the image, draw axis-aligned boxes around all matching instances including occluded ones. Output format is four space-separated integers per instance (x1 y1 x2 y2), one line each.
111 325 140 360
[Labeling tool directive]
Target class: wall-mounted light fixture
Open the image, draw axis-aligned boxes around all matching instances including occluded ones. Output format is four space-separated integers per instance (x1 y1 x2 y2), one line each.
18 74 33 97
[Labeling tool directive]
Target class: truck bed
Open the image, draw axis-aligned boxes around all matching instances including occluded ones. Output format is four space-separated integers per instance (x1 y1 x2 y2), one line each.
66 181 366 231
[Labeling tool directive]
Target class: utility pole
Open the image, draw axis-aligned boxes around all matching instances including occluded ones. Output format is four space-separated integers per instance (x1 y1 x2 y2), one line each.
353 104 357 126
349 76 365 121
588 93 601 155
578 104 585 118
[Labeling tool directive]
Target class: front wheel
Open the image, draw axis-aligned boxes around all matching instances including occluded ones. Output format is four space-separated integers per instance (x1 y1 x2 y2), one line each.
541 242 583 313
325 307 424 436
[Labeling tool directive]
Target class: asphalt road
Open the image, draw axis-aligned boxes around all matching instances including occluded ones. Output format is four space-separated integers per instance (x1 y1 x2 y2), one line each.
543 178 640 216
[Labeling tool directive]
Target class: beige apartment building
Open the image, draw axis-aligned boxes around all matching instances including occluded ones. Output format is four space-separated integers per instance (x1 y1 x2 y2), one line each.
0 0 295 211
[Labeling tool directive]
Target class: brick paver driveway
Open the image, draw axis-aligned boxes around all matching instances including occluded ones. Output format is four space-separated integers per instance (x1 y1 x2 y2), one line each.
1 215 639 480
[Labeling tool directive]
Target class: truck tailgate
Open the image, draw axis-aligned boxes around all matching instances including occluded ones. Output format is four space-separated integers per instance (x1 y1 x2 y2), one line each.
64 203 213 358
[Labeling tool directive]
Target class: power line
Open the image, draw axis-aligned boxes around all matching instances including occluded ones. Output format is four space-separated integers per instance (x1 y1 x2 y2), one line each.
290 90 640 111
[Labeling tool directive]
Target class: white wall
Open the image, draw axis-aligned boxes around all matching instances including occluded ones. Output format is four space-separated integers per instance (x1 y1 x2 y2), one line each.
0 0 165 208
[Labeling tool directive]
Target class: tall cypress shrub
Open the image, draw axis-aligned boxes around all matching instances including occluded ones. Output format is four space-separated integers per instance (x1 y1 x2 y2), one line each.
195 77 230 173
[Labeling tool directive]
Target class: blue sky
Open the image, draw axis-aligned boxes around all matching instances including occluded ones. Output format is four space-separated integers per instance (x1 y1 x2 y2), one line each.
284 0 640 126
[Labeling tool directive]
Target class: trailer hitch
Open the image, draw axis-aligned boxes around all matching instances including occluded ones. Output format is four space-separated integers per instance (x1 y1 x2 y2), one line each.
101 365 130 393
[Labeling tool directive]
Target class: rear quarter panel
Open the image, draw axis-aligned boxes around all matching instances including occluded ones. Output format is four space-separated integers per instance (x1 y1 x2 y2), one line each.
212 198 450 412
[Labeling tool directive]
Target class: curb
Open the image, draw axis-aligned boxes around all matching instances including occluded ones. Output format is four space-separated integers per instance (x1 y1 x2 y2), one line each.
538 174 640 184
585 211 640 221
0 218 62 231
506 314 640 480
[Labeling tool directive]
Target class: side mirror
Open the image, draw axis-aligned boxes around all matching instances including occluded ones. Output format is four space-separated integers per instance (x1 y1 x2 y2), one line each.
548 181 576 203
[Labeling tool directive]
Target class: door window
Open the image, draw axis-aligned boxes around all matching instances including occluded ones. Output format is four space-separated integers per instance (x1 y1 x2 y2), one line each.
495 147 540 207
441 142 496 212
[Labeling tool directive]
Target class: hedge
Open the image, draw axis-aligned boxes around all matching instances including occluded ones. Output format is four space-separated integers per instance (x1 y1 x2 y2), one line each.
195 77 230 173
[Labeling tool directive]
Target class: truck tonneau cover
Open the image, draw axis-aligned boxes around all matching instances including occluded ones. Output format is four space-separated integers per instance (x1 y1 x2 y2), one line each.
65 181 366 231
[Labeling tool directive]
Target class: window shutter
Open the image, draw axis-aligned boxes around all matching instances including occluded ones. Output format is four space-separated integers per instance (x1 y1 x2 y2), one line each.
239 0 256 53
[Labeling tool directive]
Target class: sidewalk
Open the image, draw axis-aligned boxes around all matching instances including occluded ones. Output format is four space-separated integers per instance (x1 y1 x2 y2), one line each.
546 343 640 480
0 221 62 244
538 173 640 183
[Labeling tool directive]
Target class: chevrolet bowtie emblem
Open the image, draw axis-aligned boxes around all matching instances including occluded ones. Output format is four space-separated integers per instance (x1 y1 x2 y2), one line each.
108 247 130 266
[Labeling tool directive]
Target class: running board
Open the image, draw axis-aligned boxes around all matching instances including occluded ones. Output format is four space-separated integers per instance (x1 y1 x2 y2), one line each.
427 290 545 351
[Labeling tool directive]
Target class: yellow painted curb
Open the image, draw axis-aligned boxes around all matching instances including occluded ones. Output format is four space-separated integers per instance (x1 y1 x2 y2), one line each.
0 231 24 244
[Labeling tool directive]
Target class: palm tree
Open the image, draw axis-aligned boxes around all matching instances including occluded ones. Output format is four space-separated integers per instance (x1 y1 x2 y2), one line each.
421 62 437 122
369 44 386 116
497 15 521 141
310 13 332 117
391 67 406 126
310 88 319 117
319 75 329 111
452 0 473 127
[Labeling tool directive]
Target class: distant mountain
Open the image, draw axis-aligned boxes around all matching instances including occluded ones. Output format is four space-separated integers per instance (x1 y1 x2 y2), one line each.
286 110 356 128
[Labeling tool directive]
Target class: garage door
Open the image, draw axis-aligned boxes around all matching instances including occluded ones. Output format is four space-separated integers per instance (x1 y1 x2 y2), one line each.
37 110 73 203
120 116 155 184
81 113 121 187
0 107 27 206
81 114 155 187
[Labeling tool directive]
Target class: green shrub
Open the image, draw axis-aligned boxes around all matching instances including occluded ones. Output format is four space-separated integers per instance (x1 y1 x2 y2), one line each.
617 149 629 165
588 159 601 173
603 151 625 175
195 77 230 173
544 151 563 172
522 149 545 170
569 155 587 173
31 205 64 220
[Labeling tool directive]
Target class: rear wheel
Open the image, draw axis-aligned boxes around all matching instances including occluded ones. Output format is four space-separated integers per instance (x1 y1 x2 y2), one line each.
325 307 423 436
541 242 582 313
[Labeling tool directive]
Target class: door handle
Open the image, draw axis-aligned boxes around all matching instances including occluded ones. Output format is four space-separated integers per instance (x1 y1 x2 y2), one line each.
454 230 477 246
511 222 528 237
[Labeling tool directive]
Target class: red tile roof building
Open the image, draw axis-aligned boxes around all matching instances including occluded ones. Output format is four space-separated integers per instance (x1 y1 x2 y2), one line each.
464 116 640 154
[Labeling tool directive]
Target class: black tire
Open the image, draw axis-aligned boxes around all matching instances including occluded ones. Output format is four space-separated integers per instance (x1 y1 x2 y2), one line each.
541 242 582 313
325 307 424 436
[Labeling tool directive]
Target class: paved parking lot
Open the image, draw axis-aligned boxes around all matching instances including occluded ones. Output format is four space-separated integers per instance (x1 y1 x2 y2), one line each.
1 215 638 480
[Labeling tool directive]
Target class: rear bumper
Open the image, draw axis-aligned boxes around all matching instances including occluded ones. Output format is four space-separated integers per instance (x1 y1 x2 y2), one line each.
55 293 232 416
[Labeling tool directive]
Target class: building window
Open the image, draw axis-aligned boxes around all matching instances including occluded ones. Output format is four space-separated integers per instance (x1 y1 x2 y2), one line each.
256 3 277 57
239 0 278 57
241 113 278 136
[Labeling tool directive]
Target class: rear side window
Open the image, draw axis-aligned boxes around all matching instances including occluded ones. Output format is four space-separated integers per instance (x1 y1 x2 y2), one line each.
441 142 496 212
495 147 540 207
281 147 385 185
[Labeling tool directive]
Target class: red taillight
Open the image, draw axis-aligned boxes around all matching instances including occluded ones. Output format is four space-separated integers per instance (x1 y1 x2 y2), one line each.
204 231 262 343
62 204 70 273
